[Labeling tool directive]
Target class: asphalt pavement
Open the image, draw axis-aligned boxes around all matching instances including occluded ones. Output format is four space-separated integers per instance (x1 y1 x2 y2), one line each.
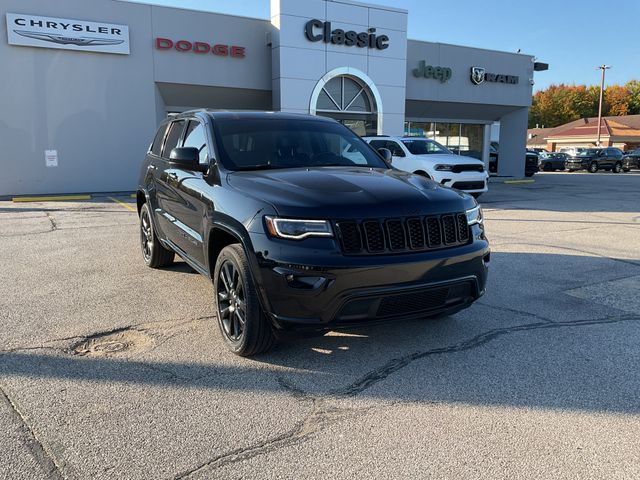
1 171 639 479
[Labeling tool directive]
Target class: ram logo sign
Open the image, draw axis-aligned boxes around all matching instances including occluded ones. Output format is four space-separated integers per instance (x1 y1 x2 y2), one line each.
6 13 130 54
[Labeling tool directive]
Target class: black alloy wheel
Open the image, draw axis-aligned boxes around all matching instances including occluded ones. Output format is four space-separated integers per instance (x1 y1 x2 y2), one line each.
139 202 174 268
213 244 276 356
217 259 246 342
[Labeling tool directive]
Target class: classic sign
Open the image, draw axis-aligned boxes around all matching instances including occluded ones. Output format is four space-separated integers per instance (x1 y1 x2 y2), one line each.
304 19 389 50
6 13 129 54
413 60 452 83
470 66 518 85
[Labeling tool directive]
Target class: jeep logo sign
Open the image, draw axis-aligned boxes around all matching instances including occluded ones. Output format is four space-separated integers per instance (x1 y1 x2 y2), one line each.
413 60 452 83
304 19 389 50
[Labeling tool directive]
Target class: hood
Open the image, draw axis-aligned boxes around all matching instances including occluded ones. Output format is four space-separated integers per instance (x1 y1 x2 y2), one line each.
227 167 471 218
411 153 484 165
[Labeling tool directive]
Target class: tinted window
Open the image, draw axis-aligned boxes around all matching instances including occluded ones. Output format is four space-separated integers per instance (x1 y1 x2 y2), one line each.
212 118 388 171
162 121 186 158
150 124 168 156
402 139 451 155
182 120 209 165
368 140 387 150
386 141 405 157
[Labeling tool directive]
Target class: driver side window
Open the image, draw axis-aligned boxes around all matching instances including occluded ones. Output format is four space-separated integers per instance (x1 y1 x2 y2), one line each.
182 120 209 165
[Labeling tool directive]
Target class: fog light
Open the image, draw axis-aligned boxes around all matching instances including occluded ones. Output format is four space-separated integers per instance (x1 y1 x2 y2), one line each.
286 275 326 290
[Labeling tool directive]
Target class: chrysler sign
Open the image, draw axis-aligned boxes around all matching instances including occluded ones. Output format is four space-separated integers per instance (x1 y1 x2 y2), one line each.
6 13 130 55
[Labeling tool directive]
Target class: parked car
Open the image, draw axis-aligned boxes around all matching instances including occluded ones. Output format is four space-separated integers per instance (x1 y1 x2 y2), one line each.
137 111 489 356
529 147 548 154
559 147 587 157
362 136 489 198
525 150 539 177
538 152 567 171
565 147 625 173
622 148 640 171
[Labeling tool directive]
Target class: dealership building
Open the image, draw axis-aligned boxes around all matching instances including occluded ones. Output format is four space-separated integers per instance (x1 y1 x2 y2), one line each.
0 0 546 196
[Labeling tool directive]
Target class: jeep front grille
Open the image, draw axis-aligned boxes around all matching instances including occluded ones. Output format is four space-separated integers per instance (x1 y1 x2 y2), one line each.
335 213 470 255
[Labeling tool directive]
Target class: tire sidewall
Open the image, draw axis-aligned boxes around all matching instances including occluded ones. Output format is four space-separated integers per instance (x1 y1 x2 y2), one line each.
140 203 154 266
213 245 264 354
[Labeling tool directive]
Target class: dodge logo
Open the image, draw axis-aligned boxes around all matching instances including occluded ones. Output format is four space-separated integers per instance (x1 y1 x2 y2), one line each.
470 66 485 85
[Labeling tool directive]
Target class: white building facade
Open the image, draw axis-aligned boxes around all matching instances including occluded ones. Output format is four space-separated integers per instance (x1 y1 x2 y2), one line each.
0 0 542 196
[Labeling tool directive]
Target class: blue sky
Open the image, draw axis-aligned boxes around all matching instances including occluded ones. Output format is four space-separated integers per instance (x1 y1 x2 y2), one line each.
126 0 637 91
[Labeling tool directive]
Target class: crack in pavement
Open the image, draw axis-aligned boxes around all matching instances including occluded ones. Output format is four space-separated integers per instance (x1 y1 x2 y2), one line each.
0 384 65 480
0 315 216 356
175 313 640 478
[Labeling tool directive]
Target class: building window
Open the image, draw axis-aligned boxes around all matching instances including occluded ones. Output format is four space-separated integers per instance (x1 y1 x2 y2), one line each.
314 75 378 136
405 121 484 160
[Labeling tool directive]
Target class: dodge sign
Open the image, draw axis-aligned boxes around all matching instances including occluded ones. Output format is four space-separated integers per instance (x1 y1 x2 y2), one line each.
6 13 130 55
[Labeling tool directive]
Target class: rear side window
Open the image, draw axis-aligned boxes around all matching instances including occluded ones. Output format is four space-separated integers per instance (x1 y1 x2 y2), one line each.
150 124 168 156
162 121 186 158
386 141 405 157
182 120 209 165
368 140 387 150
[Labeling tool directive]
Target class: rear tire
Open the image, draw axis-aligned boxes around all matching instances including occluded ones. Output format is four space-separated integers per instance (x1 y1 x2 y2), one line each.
139 202 174 268
589 162 598 173
213 244 276 356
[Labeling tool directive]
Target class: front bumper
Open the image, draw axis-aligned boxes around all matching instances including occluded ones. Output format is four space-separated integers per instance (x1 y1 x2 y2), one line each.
248 229 489 332
566 160 586 170
432 171 489 193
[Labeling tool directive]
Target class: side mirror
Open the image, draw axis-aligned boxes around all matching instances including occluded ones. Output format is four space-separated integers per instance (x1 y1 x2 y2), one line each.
377 148 393 163
169 147 206 172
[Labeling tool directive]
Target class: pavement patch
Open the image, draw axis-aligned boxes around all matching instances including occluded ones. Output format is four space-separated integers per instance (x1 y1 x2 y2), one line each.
565 275 640 314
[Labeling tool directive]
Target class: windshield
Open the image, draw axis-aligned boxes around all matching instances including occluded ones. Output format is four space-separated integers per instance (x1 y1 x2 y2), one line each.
212 118 388 171
401 139 451 155
577 149 601 156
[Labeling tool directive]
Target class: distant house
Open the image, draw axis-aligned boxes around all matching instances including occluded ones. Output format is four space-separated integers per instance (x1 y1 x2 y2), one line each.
527 115 640 152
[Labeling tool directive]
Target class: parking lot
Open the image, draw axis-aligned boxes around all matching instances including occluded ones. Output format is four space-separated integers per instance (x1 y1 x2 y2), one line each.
1 171 639 479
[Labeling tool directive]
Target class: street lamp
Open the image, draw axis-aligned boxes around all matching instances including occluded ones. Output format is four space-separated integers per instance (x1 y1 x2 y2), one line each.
596 65 611 146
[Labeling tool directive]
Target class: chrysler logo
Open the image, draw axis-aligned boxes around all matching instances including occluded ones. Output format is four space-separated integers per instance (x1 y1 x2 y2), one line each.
14 30 124 46
470 66 485 85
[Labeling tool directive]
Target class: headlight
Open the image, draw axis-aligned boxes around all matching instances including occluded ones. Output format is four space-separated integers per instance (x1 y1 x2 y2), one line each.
435 164 454 171
265 216 333 240
465 205 483 226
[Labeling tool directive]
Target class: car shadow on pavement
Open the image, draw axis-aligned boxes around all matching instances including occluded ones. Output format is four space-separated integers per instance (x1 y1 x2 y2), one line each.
1 251 639 414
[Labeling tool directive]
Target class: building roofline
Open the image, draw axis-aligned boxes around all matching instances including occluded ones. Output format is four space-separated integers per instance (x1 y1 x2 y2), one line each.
407 38 535 59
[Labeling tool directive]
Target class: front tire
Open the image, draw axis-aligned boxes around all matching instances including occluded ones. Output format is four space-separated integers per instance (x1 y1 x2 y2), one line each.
213 244 276 356
139 203 174 268
614 162 623 173
589 162 598 173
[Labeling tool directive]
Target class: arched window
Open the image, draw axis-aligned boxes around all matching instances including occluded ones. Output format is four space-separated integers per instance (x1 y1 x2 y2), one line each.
316 76 374 114
310 69 382 136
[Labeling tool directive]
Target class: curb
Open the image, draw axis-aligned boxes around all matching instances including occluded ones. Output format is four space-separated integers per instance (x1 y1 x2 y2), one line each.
12 195 92 203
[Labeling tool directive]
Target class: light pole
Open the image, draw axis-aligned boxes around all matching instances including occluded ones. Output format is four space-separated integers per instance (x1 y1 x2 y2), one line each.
596 65 610 146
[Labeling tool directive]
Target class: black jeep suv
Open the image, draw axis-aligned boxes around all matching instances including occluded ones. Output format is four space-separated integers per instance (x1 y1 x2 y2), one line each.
565 147 624 173
137 111 489 356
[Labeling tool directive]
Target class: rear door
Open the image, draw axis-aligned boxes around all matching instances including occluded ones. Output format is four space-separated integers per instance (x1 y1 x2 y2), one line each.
155 119 187 245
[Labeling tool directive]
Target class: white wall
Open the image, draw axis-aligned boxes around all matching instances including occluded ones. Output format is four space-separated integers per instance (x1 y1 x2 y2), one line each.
271 0 408 135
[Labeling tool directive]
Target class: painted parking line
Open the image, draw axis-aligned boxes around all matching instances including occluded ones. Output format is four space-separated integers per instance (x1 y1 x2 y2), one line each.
503 179 535 184
12 195 92 202
109 196 137 212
